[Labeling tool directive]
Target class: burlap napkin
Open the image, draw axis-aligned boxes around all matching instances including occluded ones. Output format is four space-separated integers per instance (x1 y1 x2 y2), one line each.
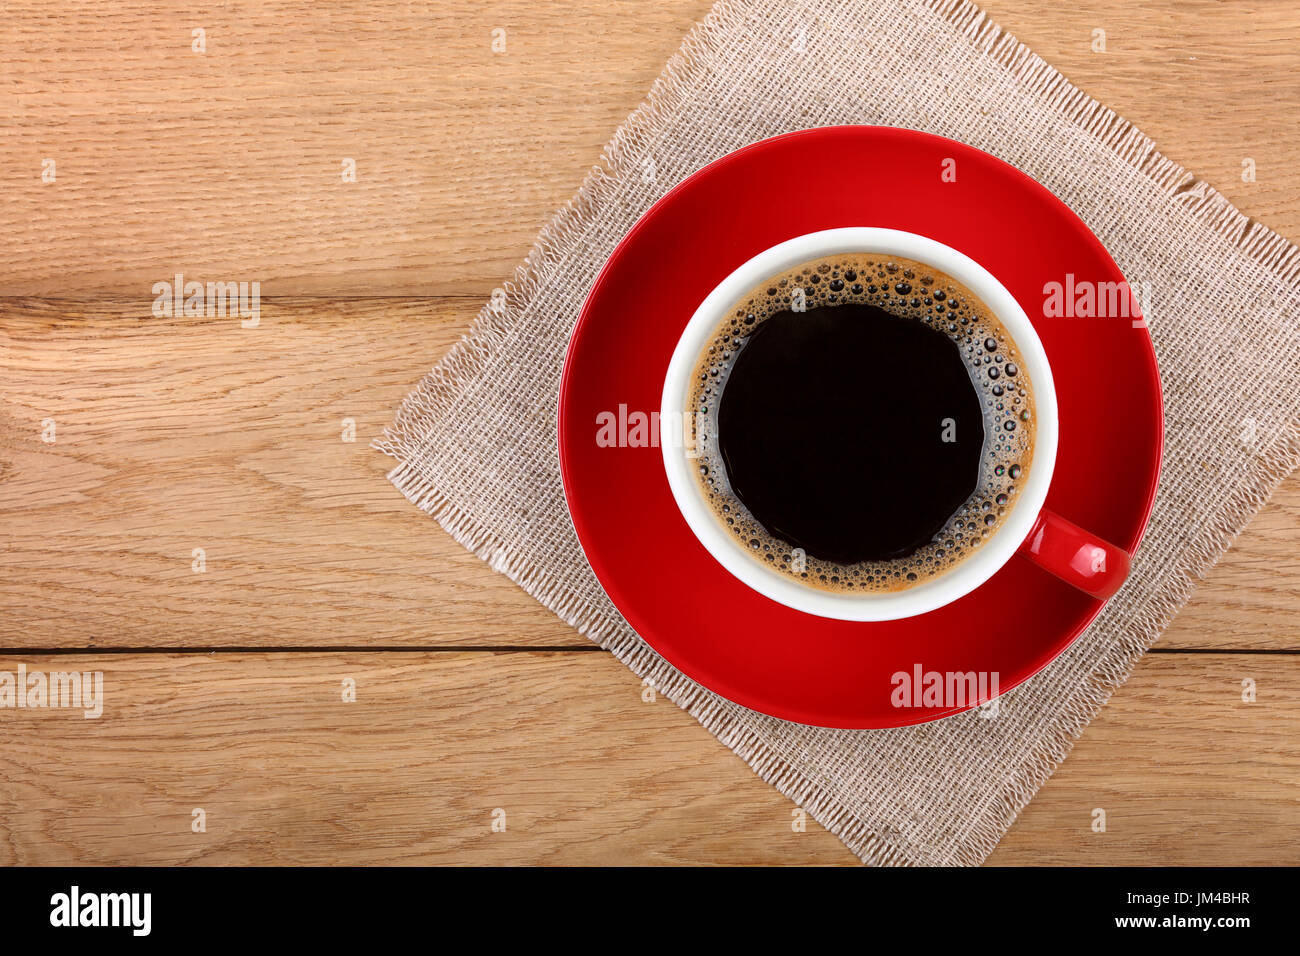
377 0 1300 865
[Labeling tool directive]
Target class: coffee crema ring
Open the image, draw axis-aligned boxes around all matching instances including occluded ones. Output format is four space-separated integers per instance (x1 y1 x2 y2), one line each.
687 253 1035 595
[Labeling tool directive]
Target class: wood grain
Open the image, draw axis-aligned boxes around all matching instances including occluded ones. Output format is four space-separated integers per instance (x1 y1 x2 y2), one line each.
0 0 714 297
0 0 1297 864
989 651 1300 865
0 299 575 648
0 651 1292 866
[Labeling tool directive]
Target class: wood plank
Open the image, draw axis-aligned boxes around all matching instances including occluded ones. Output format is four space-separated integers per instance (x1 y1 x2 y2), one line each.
1158 488 1300 651
0 299 578 648
0 650 848 865
2 1 1296 296
0 0 713 296
2 298 1297 649
0 650 1292 865
990 651 1300 865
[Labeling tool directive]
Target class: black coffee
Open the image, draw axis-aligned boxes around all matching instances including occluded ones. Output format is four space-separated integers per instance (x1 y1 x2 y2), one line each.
718 302 982 563
688 253 1034 593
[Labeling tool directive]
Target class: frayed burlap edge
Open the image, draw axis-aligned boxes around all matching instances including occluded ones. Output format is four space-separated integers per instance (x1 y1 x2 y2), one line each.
374 0 1300 865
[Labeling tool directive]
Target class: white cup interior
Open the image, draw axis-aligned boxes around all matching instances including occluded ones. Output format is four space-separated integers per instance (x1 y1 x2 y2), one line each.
660 228 1058 621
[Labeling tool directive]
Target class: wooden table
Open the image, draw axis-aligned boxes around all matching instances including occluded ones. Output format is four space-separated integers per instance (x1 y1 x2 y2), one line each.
1 0 1296 866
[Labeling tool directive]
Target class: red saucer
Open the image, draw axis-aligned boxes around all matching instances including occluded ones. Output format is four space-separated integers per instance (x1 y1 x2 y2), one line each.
558 127 1162 728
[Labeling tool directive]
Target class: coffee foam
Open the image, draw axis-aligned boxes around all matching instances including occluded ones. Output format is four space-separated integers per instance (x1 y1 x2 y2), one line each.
687 253 1036 594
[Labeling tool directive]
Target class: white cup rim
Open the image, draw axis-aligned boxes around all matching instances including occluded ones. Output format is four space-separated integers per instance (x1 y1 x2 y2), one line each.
660 227 1059 621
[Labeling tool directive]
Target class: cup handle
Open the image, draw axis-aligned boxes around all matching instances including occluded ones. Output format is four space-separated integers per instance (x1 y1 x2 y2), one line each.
1017 509 1131 600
